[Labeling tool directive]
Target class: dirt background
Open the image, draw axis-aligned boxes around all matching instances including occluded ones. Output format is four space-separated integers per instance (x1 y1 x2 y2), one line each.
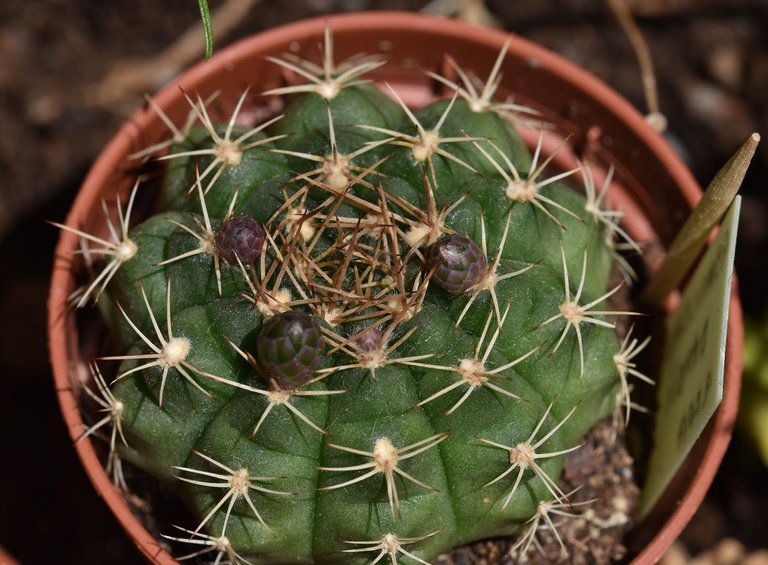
1 0 767 563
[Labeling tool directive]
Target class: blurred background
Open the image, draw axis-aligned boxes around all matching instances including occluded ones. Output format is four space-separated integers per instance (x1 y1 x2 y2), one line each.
0 0 767 563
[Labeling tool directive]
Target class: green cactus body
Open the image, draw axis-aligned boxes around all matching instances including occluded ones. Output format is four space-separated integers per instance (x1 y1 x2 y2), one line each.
76 38 637 564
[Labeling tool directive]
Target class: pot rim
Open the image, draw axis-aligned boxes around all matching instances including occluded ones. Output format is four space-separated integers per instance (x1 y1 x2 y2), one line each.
0 545 19 565
48 11 742 564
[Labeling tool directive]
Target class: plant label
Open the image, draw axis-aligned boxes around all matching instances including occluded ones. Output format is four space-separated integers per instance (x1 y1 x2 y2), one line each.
637 196 741 518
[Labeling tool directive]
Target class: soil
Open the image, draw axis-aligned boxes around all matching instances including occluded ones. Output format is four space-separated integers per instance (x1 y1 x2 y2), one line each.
1 1 768 564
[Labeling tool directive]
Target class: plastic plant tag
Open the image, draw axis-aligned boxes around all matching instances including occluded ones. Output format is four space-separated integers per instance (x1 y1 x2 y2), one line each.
637 196 741 518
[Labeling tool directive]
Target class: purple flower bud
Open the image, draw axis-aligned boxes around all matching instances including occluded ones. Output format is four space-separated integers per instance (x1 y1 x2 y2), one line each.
256 311 324 389
215 216 265 265
355 327 383 352
427 234 487 295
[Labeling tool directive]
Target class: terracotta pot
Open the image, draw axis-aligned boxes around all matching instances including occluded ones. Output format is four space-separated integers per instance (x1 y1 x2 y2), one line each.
0 546 19 565
48 11 742 564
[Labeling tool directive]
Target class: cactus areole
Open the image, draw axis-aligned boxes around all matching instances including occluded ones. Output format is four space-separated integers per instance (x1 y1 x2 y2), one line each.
48 12 742 565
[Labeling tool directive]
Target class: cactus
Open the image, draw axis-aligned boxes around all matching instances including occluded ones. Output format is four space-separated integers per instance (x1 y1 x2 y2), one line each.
62 28 648 564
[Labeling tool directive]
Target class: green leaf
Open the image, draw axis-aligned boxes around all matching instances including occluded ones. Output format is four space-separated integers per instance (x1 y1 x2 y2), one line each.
198 0 213 60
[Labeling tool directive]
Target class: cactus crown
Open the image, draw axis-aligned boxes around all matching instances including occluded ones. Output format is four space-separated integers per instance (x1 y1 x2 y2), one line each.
61 27 650 564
